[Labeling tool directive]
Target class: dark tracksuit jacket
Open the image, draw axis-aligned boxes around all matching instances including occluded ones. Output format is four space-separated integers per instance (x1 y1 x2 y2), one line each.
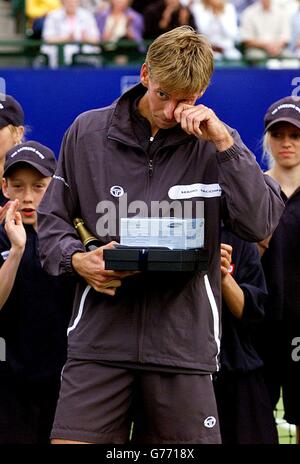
214 229 278 444
0 224 75 382
255 187 300 414
37 83 284 374
0 224 75 443
261 188 300 323
256 188 300 361
219 228 267 373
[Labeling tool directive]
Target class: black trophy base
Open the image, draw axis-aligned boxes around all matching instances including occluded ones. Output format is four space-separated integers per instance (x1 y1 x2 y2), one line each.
103 246 209 272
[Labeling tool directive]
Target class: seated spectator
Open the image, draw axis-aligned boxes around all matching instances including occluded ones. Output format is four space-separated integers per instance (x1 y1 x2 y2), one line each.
240 0 291 61
143 0 196 40
190 0 242 60
290 0 300 57
26 0 62 39
95 0 144 43
95 0 144 64
41 0 100 67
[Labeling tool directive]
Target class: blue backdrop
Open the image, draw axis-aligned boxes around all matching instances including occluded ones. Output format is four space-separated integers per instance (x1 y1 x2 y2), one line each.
1 67 300 169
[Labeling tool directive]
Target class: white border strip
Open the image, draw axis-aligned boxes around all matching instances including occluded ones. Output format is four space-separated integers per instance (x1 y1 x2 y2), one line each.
204 275 221 370
67 285 91 336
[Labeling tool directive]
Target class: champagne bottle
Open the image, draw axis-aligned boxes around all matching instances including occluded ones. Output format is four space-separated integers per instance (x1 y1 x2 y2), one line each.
73 218 101 251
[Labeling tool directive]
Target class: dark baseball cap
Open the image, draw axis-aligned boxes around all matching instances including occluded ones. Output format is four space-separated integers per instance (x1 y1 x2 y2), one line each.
264 96 300 132
0 94 24 129
3 140 57 178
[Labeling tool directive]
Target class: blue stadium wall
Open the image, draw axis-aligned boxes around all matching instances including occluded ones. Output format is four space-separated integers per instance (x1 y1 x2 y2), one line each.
1 67 300 169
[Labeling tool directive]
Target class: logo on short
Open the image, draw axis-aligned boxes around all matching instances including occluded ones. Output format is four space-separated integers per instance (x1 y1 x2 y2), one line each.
1 250 9 261
110 186 124 198
204 416 216 428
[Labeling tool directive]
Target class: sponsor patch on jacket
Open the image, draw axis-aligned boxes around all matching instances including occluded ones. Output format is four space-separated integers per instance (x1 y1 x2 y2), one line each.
168 183 222 199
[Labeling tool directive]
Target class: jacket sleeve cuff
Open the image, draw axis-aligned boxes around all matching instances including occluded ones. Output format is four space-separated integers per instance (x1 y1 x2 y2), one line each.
60 244 85 275
216 143 245 163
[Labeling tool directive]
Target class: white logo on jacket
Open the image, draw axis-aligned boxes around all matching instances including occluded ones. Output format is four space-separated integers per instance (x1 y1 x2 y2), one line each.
204 416 217 428
110 186 124 197
168 183 222 199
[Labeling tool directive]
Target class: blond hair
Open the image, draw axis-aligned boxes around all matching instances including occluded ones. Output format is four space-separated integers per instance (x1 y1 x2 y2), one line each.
145 26 214 95
7 124 24 145
262 132 271 168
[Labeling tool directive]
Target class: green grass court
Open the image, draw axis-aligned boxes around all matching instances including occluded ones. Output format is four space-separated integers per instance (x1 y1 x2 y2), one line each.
276 395 296 444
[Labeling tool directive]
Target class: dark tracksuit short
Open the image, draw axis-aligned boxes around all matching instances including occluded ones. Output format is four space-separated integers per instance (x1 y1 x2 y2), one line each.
52 360 220 444
213 229 278 444
0 224 75 444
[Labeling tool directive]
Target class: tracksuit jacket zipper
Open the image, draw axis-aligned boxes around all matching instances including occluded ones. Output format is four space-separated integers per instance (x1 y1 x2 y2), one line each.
107 133 186 363
139 137 155 362
107 133 155 362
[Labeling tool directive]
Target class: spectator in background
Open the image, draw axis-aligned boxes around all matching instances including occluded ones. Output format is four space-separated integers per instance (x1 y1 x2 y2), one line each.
190 0 242 60
95 0 144 43
290 0 300 57
240 0 291 61
256 96 300 445
26 0 62 39
95 0 144 65
42 0 100 68
143 0 196 40
0 94 24 207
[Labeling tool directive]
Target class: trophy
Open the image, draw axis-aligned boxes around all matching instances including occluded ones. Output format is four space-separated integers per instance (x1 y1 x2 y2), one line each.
74 216 208 272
